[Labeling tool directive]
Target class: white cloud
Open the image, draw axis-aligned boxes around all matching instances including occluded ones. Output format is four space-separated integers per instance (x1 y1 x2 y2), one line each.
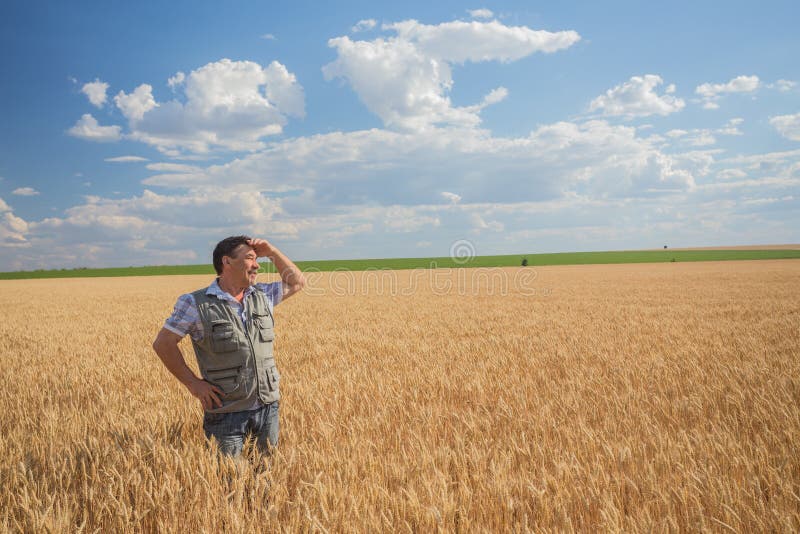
470 213 504 232
67 114 122 142
324 18 579 131
717 168 747 180
0 197 29 246
441 191 461 204
114 84 158 121
695 75 760 108
384 206 440 232
716 117 744 136
144 120 698 206
771 79 796 92
696 75 760 98
105 156 149 163
260 33 276 40
167 72 185 90
12 187 39 196
770 113 800 141
385 19 580 62
589 75 685 118
351 19 376 32
468 8 494 19
115 59 305 154
81 79 109 108
145 162 202 173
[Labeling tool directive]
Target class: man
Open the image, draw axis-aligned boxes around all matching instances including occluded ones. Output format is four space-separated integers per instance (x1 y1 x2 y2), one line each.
152 236 305 457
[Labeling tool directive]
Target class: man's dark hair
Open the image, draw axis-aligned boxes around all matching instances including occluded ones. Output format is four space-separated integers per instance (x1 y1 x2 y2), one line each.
212 235 252 274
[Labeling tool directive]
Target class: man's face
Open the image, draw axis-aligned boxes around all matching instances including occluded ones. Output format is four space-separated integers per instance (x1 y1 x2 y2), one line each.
225 244 259 286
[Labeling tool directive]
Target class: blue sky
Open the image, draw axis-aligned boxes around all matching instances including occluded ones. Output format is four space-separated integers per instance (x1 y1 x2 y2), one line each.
1 0 799 270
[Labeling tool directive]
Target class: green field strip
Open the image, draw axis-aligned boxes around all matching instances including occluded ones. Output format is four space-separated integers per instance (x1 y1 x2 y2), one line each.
1 249 799 280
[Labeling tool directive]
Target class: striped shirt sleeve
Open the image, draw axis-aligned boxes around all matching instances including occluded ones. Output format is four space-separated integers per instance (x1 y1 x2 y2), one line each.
163 293 203 341
256 281 284 309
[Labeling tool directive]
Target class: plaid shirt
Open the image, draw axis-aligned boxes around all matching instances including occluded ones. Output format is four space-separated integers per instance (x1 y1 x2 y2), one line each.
164 279 284 342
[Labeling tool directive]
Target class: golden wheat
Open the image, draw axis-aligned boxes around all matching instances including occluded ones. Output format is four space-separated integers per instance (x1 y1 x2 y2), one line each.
1 260 799 532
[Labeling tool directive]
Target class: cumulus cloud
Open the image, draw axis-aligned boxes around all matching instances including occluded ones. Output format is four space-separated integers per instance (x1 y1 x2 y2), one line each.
167 72 185 90
12 187 39 196
260 33 276 40
67 114 122 142
81 79 109 108
115 59 305 154
770 113 800 141
589 75 685 118
105 156 149 163
468 8 494 19
114 84 158 121
695 75 760 109
6 124 800 269
351 19 376 32
323 18 579 131
144 119 698 205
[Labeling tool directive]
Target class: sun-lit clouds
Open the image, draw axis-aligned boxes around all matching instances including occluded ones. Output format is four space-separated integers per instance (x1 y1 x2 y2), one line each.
589 75 685 118
105 156 149 163
770 112 800 141
142 118 701 219
67 114 122 142
81 79 109 108
351 19 376 32
468 8 494 20
260 33 276 40
12 187 39 196
115 59 305 155
323 17 579 131
695 75 760 109
14 8 800 270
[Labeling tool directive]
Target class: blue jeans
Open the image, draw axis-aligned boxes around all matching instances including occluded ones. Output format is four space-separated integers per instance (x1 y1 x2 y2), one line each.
203 401 279 457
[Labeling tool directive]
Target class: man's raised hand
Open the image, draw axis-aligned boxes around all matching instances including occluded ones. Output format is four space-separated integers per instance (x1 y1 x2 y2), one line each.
248 238 273 259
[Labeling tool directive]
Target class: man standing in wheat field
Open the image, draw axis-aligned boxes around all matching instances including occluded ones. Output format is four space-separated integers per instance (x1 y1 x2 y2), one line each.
152 236 305 457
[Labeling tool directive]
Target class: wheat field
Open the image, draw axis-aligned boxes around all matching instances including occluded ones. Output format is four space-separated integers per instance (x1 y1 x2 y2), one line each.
1 260 799 532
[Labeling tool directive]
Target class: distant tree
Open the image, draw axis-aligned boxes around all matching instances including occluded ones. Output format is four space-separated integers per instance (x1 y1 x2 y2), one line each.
664 245 668 249
521 258 528 266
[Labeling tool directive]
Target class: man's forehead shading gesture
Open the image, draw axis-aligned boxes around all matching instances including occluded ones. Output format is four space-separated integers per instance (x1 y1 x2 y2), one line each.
152 235 305 458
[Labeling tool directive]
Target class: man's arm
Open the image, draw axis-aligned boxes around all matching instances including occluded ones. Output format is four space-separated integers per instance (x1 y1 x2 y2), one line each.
152 328 224 410
249 238 306 300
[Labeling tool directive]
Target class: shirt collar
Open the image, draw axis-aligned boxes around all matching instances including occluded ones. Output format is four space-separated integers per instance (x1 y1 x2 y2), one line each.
206 278 256 303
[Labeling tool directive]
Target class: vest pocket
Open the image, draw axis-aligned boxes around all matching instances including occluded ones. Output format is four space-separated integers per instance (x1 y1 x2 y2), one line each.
210 320 238 353
207 366 245 399
252 313 274 343
269 364 281 385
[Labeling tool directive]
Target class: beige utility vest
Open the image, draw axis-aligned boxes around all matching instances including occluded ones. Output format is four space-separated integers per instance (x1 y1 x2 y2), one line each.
191 287 280 413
